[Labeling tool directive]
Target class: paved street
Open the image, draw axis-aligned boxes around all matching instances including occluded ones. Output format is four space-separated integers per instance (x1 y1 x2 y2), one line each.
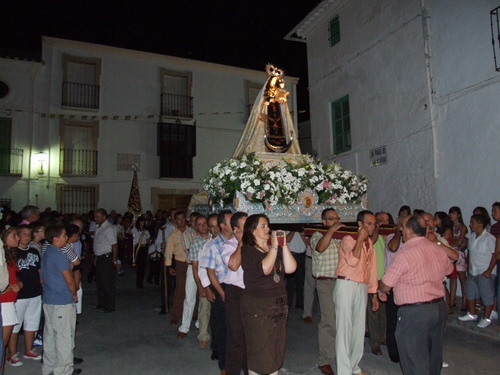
11 264 500 375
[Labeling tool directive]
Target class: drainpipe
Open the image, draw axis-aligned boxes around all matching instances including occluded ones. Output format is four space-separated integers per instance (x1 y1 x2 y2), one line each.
27 67 37 205
420 1 439 179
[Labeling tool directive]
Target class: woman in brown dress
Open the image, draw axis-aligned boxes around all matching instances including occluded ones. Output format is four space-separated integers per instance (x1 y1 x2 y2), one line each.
240 214 297 375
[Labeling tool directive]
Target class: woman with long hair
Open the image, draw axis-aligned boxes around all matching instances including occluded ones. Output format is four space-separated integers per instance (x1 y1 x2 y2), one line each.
0 227 23 370
240 214 296 375
449 206 468 311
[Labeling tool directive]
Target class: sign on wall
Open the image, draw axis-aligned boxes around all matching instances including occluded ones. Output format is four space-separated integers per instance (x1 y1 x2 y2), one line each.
370 146 387 166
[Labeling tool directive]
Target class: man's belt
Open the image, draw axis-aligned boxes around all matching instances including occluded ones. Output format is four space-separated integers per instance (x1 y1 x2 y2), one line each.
400 297 444 307
336 275 351 281
315 276 335 281
96 252 112 257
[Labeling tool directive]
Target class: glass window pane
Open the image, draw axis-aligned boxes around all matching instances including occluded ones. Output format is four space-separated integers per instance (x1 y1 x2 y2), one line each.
342 100 349 115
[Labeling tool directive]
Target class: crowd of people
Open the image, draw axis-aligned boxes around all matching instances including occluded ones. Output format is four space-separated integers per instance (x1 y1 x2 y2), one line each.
0 201 498 375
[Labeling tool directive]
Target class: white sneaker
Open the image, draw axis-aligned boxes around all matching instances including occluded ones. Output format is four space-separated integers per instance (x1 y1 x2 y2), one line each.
442 361 449 368
477 318 492 328
458 313 478 322
490 310 498 320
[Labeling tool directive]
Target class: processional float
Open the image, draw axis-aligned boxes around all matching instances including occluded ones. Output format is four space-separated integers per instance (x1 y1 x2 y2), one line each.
194 65 391 238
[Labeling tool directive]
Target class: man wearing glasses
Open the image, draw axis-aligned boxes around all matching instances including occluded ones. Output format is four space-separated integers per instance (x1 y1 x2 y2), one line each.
310 208 344 375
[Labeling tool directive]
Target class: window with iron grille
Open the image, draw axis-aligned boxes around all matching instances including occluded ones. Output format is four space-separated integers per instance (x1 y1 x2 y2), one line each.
331 95 351 154
60 121 98 176
0 117 23 176
157 122 196 178
56 184 98 215
62 55 100 109
328 15 341 47
160 69 193 118
0 198 11 210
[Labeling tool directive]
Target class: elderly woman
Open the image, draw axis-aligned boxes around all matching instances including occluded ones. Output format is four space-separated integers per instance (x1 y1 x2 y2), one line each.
240 214 297 375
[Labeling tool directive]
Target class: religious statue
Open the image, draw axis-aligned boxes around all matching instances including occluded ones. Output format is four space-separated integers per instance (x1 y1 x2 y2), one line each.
232 64 301 158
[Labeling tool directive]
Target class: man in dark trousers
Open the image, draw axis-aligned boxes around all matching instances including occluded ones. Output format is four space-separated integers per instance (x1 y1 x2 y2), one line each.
379 215 453 375
93 208 118 313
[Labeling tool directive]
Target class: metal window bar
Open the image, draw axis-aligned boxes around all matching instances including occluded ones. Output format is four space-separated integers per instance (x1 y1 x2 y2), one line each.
491 6 500 71
57 185 96 215
0 148 23 175
160 93 193 118
62 82 100 109
0 198 12 210
59 149 98 176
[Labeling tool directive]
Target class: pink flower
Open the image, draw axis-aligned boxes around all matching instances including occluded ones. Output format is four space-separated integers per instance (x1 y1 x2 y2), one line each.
322 180 331 188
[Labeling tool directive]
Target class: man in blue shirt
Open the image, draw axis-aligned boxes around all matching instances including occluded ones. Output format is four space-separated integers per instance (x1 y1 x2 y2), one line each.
41 224 80 375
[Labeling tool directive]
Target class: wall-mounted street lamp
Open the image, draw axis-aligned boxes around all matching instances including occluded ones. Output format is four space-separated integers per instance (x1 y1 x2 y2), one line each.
35 152 48 176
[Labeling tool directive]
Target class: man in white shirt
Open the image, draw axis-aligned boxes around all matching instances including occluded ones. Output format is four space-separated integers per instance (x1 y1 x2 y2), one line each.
93 208 118 313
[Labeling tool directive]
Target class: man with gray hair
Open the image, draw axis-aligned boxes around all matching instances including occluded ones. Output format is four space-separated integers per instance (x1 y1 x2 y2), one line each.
94 208 118 313
379 215 453 375
310 208 344 375
20 205 40 225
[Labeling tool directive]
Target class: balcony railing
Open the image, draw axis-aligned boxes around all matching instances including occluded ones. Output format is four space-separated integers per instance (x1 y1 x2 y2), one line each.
161 93 193 118
0 148 23 176
62 82 100 109
60 149 98 176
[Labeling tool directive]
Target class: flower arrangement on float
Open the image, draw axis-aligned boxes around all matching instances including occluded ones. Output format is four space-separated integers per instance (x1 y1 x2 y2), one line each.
202 153 367 209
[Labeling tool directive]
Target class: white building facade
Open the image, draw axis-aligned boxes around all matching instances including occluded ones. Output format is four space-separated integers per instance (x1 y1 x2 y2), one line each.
0 37 299 214
287 0 500 216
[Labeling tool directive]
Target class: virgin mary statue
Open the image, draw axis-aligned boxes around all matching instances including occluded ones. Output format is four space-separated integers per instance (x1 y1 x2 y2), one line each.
232 65 301 158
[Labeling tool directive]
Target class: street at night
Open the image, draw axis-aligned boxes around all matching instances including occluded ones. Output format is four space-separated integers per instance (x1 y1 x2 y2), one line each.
11 265 500 375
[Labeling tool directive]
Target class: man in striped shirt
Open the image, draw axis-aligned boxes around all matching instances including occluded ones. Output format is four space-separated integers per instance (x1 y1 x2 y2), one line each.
379 215 453 375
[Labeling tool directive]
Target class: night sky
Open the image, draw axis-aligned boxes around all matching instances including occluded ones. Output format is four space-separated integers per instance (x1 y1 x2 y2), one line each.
2 1 320 119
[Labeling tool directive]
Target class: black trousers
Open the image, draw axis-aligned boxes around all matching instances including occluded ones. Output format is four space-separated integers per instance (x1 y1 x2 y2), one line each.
225 284 248 375
209 297 218 353
385 292 400 362
135 246 148 288
147 259 161 285
212 284 226 371
396 301 447 375
160 259 175 311
96 254 116 310
285 252 305 309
